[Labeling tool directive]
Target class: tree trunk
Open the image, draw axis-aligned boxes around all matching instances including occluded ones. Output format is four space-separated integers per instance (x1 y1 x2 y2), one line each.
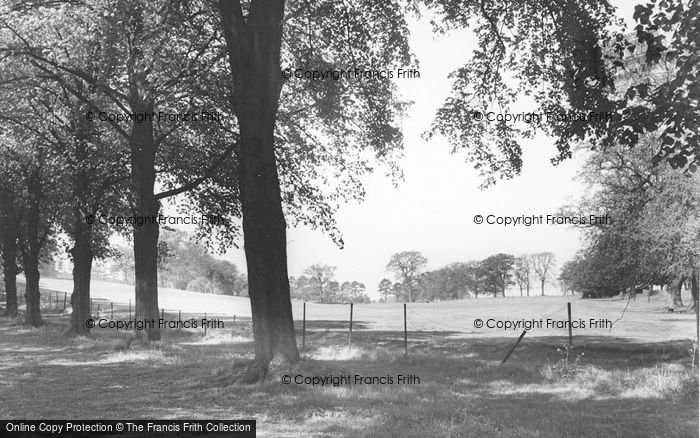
220 0 298 383
69 214 93 336
540 279 545 296
691 268 698 314
23 254 42 327
671 276 684 308
129 100 161 342
1 224 18 317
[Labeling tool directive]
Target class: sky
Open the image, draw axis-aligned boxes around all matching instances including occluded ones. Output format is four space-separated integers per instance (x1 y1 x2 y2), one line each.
184 2 639 298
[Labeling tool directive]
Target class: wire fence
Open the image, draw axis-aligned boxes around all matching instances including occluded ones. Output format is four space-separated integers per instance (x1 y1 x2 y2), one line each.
1 286 697 357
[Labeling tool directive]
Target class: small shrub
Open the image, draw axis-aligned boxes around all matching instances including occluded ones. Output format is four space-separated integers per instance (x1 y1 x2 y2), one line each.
541 343 585 380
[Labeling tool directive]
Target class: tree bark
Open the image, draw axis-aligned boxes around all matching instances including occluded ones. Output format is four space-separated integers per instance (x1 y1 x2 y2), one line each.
1 223 19 317
69 213 93 336
220 0 299 383
23 253 42 327
671 276 684 308
22 180 44 327
691 268 698 314
129 99 161 342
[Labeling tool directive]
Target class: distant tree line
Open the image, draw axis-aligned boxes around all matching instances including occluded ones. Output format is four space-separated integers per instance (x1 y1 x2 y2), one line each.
378 250 557 302
289 263 370 304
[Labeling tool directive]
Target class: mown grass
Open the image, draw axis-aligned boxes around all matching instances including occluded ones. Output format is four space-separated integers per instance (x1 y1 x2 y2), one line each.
0 312 697 437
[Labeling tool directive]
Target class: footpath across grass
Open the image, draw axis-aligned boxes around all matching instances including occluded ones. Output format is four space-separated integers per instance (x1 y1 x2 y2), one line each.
0 313 697 437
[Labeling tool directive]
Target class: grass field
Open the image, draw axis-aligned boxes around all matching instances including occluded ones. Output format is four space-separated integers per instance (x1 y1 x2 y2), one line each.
1 279 698 437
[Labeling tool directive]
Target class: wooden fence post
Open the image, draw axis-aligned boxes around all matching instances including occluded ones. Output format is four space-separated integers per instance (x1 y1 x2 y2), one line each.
348 303 353 350
501 330 528 365
404 303 408 357
302 302 306 352
567 302 573 347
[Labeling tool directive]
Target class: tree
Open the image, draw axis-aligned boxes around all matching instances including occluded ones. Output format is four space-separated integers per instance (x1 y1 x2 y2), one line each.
217 0 422 381
532 252 556 296
513 255 532 296
563 133 700 302
377 278 393 303
303 264 337 303
0 138 65 326
480 254 515 297
386 251 428 303
337 281 370 304
391 282 404 302
422 263 474 301
1 1 238 340
0 186 20 317
112 246 134 285
558 260 577 295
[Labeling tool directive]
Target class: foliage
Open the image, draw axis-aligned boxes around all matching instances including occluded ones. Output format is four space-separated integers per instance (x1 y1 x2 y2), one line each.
386 251 428 302
425 0 621 186
377 278 394 302
531 252 557 295
604 0 700 171
290 266 369 303
479 253 516 297
562 135 700 298
513 254 533 296
94 230 248 296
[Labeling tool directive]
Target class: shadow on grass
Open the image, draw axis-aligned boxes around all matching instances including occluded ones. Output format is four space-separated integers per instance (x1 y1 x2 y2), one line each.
0 315 697 437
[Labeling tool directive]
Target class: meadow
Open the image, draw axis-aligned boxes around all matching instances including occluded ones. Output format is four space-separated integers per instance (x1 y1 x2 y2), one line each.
1 279 697 437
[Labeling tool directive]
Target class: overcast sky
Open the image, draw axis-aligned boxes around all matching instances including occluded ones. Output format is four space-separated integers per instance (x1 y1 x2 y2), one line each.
201 2 637 298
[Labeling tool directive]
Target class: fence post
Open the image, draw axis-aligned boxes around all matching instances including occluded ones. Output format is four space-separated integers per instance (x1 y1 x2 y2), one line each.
204 312 207 336
63 292 67 311
348 303 354 350
567 302 573 347
178 310 182 332
501 330 528 365
302 302 306 353
404 303 408 357
110 302 114 319
161 308 164 321
232 314 236 337
90 298 93 315
128 299 131 320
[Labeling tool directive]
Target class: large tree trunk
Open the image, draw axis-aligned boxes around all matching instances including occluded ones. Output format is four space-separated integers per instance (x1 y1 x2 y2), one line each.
129 100 161 342
69 214 93 336
23 254 42 327
1 224 18 317
220 0 299 383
